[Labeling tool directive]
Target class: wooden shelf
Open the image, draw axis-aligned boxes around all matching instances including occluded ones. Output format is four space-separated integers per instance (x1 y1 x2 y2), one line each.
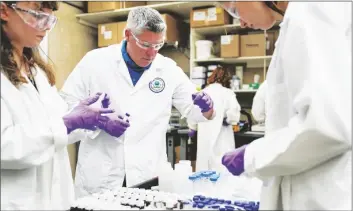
194 56 272 64
192 21 281 36
76 2 215 28
193 23 244 36
235 90 257 93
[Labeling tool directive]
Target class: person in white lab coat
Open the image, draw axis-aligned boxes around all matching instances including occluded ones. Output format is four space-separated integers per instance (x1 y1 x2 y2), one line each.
251 80 267 123
1 2 114 210
61 7 215 197
188 67 241 173
219 1 351 210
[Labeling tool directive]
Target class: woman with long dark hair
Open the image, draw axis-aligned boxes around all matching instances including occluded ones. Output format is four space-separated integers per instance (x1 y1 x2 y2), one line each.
1 2 113 209
188 66 241 172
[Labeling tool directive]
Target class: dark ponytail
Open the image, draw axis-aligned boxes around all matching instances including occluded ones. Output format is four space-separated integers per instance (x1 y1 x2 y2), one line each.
264 1 285 16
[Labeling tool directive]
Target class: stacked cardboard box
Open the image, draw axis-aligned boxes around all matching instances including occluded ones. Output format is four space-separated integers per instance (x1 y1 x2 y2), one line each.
87 1 146 13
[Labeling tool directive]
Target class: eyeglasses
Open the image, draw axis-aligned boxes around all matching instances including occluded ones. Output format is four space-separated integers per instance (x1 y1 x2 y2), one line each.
216 2 240 19
131 32 165 51
10 4 58 32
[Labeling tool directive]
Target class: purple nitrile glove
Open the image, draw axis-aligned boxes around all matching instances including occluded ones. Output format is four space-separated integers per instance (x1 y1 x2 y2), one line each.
63 93 115 134
221 144 247 176
101 93 111 108
222 117 230 126
192 92 213 113
98 114 130 138
188 129 196 138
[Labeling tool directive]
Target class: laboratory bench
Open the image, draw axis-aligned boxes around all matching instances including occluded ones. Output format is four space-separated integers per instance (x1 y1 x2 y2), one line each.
234 131 264 148
166 128 264 167
74 127 264 171
166 128 196 168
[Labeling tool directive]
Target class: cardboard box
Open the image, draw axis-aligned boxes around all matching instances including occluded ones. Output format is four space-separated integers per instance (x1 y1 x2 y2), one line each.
146 1 166 5
98 21 126 47
240 34 266 57
121 1 146 8
243 67 264 84
88 2 121 13
190 7 230 28
220 35 240 58
161 14 179 43
88 1 146 13
117 21 127 43
98 14 181 47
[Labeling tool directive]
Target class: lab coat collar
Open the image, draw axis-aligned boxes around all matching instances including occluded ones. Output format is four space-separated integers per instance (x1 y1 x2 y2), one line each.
114 41 163 70
113 42 164 94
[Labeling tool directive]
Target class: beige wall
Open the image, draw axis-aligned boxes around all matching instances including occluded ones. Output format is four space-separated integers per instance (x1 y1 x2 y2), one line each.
159 48 190 73
48 2 96 178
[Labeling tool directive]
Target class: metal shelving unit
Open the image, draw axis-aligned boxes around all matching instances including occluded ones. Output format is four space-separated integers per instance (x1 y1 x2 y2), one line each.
75 2 278 88
190 22 280 86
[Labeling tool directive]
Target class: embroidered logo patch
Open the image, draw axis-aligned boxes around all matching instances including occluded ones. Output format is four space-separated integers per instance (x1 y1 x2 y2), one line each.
149 77 165 93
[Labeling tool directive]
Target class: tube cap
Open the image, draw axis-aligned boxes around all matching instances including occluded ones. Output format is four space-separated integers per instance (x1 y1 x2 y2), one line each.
197 203 205 209
218 199 225 204
209 205 220 209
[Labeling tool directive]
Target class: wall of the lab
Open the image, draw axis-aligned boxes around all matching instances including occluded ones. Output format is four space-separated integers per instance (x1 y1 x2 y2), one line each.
159 48 190 73
48 2 96 178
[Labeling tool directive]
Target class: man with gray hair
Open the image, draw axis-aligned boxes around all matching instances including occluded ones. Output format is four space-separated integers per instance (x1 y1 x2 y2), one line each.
61 7 215 197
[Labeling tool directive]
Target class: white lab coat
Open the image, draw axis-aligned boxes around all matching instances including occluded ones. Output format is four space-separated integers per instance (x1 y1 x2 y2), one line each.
243 2 352 210
251 80 267 122
1 67 78 209
61 43 212 198
189 83 241 173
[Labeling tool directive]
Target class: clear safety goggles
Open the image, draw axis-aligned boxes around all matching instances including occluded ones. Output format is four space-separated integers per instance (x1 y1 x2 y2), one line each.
10 4 58 32
131 32 165 51
216 2 240 19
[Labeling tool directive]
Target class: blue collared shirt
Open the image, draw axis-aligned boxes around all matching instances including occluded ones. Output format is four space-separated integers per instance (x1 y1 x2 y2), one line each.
121 40 152 86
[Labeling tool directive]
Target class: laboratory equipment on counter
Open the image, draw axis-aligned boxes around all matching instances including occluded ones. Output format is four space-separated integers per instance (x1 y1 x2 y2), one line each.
169 108 184 128
70 186 260 211
231 75 241 91
70 168 262 210
157 163 262 201
251 123 265 132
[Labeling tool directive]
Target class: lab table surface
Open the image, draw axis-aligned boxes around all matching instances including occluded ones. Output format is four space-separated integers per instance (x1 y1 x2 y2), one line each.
166 129 265 167
234 131 264 148
75 129 264 170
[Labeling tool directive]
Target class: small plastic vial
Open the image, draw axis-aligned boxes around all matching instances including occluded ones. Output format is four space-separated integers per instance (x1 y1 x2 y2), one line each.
123 113 130 122
225 200 232 205
197 203 205 209
166 200 175 210
145 194 154 207
137 200 145 209
208 205 220 210
189 175 198 195
182 201 192 209
225 206 236 211
218 199 225 204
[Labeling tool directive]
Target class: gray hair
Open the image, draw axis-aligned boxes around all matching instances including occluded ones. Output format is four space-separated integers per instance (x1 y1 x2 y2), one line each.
126 7 166 35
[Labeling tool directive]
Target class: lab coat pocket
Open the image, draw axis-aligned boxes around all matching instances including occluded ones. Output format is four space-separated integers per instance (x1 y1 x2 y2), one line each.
80 142 112 193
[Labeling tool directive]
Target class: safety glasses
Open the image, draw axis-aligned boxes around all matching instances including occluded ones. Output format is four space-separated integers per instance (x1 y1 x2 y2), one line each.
131 32 165 51
216 2 240 19
10 4 58 32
